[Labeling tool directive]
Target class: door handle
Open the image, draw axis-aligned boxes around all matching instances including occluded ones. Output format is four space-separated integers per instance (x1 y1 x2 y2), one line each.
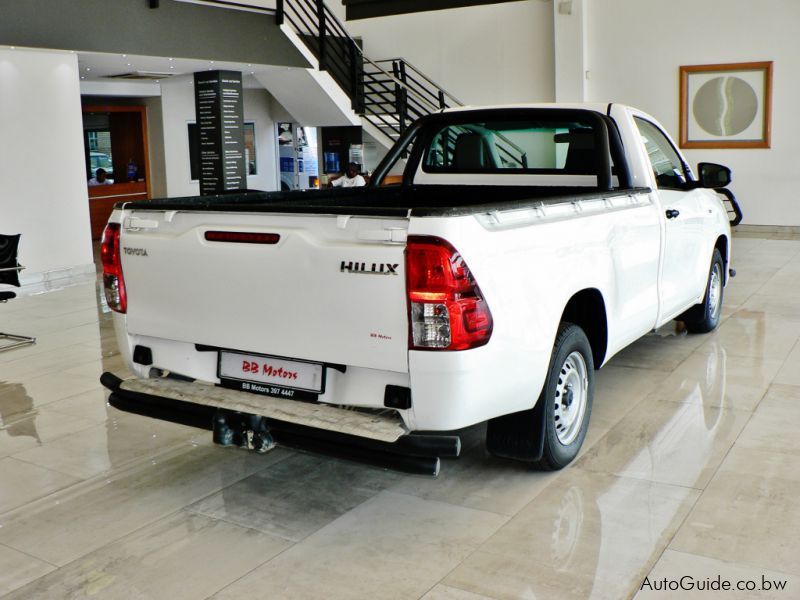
665 209 680 219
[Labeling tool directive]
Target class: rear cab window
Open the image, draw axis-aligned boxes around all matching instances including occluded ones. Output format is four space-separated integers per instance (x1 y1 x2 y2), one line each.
413 113 618 188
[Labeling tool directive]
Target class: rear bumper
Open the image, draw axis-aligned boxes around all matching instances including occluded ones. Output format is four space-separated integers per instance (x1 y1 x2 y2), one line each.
100 372 460 475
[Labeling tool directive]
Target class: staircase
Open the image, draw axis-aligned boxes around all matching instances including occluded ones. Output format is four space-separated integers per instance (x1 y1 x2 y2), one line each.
275 0 462 146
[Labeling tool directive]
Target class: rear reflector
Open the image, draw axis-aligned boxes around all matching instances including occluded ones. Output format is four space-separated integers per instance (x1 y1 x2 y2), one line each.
100 223 127 313
205 231 280 244
406 236 493 351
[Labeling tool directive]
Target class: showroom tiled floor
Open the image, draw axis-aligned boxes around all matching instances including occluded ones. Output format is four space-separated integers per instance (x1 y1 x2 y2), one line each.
0 232 799 599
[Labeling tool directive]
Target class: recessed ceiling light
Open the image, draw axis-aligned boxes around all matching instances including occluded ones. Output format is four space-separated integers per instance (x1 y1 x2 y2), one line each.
122 54 127 58
155 80 160 83
168 57 174 61
170 65 174 69
86 67 91 71
210 60 215 64
127 63 132 66
9 46 15 50
247 64 252 67
250 71 255 75
80 76 85 80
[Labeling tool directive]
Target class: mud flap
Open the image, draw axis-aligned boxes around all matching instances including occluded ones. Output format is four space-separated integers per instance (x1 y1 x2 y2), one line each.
485 398 547 462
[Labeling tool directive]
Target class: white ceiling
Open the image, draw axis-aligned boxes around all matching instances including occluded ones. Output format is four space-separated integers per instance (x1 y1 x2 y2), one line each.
75 49 297 95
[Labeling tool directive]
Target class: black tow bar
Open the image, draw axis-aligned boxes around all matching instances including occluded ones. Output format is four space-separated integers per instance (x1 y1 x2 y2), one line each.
100 372 459 476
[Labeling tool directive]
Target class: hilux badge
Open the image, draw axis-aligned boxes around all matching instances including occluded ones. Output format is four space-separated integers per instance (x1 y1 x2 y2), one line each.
341 261 399 275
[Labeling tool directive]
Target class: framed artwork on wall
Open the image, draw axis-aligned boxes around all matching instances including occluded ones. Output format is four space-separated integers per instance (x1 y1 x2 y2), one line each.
679 61 773 149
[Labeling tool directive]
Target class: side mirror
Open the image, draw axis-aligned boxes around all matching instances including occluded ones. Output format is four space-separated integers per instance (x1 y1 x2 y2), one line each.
697 162 731 188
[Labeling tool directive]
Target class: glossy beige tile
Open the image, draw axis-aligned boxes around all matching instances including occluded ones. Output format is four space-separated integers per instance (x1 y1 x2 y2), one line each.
43 388 113 424
592 364 668 425
0 543 55 597
634 549 795 599
0 407 96 459
0 372 102 417
9 415 201 480
213 491 507 600
606 325 710 372
648 343 783 412
773 341 800 387
4 511 290 600
670 446 800 577
445 469 700 600
420 584 498 600
741 294 800 319
704 309 800 360
576 399 749 489
188 452 400 541
0 457 80 514
0 444 288 566
735 384 800 456
0 345 101 381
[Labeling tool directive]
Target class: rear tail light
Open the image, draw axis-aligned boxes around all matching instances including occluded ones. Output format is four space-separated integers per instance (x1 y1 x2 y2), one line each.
100 223 127 313
406 236 493 350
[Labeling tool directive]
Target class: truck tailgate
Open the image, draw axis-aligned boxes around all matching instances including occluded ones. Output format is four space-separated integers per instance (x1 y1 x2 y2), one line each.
119 210 410 373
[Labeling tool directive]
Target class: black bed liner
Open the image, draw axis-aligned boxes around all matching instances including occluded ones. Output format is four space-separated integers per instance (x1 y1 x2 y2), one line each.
116 185 652 218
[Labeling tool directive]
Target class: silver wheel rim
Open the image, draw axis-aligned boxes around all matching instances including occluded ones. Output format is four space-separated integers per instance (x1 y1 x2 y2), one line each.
708 263 722 321
553 351 589 446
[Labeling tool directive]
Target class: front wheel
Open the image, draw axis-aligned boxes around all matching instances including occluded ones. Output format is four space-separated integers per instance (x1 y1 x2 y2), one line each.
681 248 725 334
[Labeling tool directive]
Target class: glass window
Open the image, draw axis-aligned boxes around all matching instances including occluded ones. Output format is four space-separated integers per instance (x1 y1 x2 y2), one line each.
634 117 687 189
421 120 601 175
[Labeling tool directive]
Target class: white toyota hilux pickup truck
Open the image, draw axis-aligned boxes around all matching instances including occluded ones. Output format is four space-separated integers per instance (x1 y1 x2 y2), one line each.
100 104 739 475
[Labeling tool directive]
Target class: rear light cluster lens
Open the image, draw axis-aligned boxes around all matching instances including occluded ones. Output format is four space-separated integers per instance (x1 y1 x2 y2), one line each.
100 223 127 313
406 236 493 350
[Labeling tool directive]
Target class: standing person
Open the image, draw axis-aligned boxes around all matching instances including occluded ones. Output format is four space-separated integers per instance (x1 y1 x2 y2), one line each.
89 168 113 186
329 162 366 188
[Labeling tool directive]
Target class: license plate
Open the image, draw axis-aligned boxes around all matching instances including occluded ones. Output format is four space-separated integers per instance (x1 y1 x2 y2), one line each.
218 351 325 400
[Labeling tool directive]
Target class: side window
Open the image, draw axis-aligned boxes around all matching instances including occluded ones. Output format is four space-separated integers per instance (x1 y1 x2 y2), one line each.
634 117 687 189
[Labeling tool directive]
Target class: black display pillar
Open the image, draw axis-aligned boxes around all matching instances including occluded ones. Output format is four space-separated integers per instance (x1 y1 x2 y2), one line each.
193 70 246 195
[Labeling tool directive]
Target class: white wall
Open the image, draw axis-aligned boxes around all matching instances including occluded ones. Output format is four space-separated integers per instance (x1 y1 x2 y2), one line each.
0 48 93 280
586 0 800 226
160 76 279 197
328 0 555 106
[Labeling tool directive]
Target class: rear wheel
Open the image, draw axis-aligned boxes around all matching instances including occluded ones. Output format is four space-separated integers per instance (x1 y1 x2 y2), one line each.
681 249 724 334
534 323 594 470
486 322 594 470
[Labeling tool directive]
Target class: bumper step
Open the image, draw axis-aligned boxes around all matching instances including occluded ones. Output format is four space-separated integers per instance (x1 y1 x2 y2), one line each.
118 375 407 443
100 372 460 476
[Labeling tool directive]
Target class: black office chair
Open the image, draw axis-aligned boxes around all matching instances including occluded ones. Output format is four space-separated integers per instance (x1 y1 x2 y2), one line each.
0 234 36 352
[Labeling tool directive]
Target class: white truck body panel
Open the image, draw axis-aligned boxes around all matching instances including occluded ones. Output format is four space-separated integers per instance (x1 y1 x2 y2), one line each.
121 211 411 374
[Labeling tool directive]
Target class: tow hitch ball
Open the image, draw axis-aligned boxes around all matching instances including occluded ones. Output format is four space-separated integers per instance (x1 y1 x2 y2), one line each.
213 412 274 453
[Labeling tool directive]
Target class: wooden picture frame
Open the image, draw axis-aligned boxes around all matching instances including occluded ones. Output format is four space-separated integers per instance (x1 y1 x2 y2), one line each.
679 61 772 149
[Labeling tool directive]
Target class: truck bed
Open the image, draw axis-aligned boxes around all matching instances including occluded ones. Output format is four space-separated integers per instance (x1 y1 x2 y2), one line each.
117 185 651 218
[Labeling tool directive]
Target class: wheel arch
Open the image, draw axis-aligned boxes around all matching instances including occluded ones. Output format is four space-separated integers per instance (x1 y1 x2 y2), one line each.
560 288 608 369
714 234 729 283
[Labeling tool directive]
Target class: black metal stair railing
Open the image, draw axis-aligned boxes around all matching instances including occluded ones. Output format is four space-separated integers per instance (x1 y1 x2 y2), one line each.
276 0 530 167
275 0 462 142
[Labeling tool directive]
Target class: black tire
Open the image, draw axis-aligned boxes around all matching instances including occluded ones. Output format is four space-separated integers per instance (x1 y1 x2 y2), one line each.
681 249 725 334
532 323 595 470
486 322 594 470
